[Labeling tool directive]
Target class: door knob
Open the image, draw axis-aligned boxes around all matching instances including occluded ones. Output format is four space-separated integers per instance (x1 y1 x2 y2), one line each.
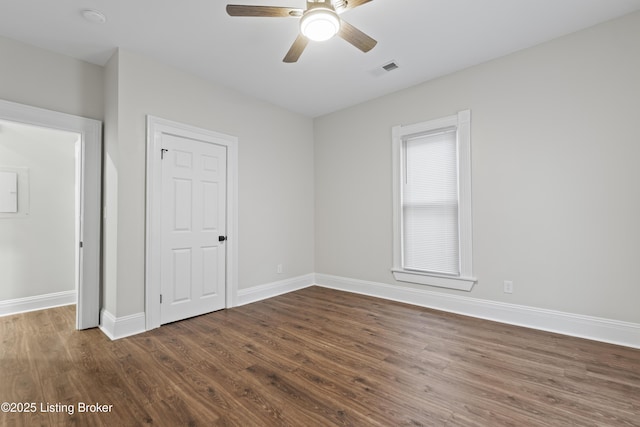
218 235 227 242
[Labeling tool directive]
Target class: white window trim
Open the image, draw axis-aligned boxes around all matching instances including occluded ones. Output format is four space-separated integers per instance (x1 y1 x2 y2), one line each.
391 110 476 291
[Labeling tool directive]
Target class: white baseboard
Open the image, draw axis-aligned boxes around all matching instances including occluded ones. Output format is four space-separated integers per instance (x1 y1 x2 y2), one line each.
99 309 146 340
314 273 640 349
237 273 315 306
94 272 640 349
98 274 314 340
0 290 76 317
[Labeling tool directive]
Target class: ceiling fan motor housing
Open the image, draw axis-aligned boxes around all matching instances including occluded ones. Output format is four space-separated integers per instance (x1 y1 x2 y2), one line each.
301 2 341 41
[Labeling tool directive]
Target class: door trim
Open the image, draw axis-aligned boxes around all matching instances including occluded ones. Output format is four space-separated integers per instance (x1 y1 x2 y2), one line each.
0 99 102 329
145 116 238 330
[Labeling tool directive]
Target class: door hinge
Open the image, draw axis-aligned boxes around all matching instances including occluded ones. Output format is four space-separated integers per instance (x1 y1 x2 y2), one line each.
79 241 84 248
161 148 168 159
160 294 163 304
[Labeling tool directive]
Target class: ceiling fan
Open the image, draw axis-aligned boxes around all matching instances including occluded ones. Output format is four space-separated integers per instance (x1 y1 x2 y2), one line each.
226 0 377 63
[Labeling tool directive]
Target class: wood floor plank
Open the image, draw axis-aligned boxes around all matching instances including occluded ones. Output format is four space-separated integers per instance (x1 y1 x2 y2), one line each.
1 288 640 426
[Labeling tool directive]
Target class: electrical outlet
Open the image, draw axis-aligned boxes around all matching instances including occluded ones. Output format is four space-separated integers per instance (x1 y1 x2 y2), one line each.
277 264 283 274
504 280 513 294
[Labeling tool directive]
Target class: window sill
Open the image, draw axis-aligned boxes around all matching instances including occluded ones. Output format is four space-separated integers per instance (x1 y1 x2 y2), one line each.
391 269 476 291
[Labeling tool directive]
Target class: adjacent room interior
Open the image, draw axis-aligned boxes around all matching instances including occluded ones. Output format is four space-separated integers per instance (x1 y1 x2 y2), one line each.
1 0 639 425
0 119 80 316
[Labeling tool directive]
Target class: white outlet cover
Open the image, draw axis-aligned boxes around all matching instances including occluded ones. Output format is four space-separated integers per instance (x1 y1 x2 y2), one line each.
504 280 514 293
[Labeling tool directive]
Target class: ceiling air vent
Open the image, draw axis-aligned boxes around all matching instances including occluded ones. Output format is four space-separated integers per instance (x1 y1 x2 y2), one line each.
382 61 399 72
370 60 400 77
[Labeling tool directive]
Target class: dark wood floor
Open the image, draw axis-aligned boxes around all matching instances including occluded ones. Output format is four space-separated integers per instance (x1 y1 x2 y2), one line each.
1 286 639 426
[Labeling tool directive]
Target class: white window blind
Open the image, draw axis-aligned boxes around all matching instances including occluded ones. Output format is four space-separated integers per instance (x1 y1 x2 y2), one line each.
402 128 459 275
392 110 474 291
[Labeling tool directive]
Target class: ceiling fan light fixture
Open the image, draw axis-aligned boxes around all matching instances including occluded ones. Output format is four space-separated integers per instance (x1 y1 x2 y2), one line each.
300 7 340 42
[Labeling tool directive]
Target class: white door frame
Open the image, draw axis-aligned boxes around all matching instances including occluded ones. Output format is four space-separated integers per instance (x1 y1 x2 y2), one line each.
145 116 238 330
0 99 102 329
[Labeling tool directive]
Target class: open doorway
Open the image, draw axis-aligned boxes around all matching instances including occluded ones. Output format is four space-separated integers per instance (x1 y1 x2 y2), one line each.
0 119 79 313
0 99 101 330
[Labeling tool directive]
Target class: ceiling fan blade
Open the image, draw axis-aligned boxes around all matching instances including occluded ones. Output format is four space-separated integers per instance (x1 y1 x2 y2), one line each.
283 34 309 63
338 20 377 52
226 5 303 17
335 0 373 13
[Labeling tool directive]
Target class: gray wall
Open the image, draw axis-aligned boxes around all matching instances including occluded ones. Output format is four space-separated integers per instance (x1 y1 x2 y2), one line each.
0 36 104 120
0 36 316 318
314 11 640 324
104 49 315 317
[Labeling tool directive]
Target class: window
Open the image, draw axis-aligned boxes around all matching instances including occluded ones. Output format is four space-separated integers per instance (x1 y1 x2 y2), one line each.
392 110 476 291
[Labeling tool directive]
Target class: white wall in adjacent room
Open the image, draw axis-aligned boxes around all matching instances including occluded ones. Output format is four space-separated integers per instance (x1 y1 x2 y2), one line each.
0 119 78 300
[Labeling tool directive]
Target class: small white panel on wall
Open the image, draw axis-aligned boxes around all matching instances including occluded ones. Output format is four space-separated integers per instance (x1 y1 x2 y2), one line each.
0 167 29 218
0 171 18 213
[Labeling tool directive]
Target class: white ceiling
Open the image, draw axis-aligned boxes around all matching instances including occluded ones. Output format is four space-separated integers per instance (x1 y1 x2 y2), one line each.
1 0 640 117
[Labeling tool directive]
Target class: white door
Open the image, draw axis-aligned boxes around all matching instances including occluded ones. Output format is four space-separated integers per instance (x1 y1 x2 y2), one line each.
160 133 227 324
